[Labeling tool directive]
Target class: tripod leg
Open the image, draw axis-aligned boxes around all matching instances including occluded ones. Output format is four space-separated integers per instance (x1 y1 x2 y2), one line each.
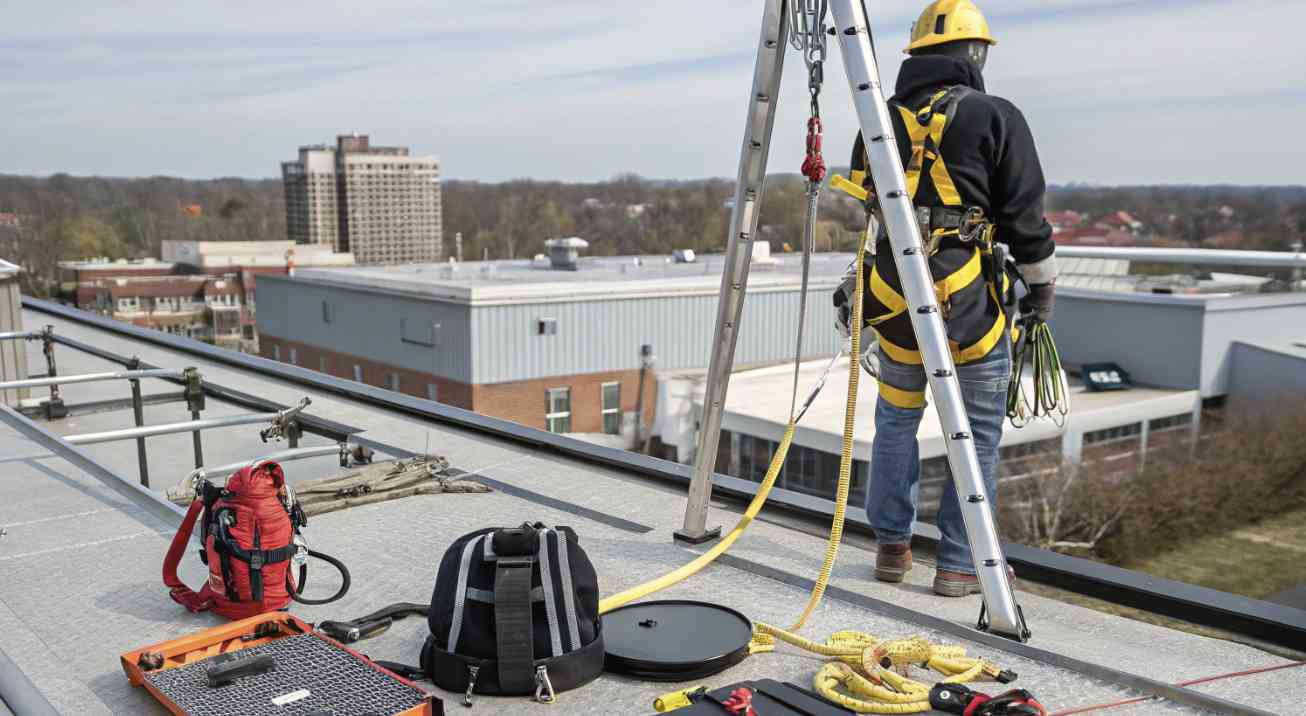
677 0 790 544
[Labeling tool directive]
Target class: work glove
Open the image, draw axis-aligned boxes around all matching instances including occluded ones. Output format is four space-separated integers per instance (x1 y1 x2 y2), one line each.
1019 281 1055 323
832 262 857 338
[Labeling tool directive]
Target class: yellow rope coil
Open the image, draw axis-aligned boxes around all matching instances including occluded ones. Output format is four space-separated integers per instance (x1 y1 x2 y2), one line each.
756 624 1002 714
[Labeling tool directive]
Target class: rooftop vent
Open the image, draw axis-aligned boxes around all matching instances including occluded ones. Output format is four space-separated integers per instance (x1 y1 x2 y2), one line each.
672 249 697 264
544 237 589 271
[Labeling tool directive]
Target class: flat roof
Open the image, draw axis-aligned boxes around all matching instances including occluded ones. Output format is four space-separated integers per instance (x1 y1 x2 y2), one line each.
1235 338 1306 359
58 260 176 271
273 252 853 305
698 355 1200 461
2 303 1303 715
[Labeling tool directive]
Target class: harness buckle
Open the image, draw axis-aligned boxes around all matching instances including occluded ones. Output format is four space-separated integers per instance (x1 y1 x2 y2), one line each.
248 551 264 571
958 207 993 245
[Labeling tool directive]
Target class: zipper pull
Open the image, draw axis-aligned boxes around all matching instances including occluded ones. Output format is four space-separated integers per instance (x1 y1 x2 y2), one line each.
463 664 479 707
534 665 556 705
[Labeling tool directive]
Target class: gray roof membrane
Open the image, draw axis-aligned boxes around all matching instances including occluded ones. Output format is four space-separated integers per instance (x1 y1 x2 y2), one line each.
0 310 1302 715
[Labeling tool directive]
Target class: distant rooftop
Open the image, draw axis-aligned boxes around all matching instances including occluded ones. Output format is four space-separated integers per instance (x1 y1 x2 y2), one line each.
58 257 175 272
280 248 852 305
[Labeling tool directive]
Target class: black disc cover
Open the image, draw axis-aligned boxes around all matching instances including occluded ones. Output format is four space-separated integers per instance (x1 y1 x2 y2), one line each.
602 600 752 681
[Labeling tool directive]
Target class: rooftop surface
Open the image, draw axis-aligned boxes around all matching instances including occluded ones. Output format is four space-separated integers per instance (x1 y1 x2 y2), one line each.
279 251 851 304
2 303 1304 715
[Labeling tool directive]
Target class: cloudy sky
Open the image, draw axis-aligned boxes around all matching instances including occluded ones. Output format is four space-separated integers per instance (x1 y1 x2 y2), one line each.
4 1 1304 184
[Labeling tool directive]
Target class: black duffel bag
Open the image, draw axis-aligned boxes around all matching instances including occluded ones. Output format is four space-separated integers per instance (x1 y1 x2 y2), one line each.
420 523 603 705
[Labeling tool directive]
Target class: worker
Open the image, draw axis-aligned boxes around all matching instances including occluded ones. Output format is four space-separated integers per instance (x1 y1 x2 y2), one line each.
833 0 1056 597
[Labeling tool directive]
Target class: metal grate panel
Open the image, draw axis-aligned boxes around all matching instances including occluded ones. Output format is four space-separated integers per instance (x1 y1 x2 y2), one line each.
144 633 428 716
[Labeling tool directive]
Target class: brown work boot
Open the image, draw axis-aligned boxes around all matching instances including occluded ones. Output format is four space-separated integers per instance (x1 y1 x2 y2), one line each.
874 543 912 583
933 566 1017 597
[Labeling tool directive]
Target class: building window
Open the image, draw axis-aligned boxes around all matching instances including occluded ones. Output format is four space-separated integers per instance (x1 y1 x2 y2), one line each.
601 382 621 435
322 301 333 323
427 384 439 402
1083 423 1142 446
545 388 571 433
289 348 298 365
998 438 1062 480
387 373 401 392
319 356 329 373
1148 413 1193 433
734 433 775 484
401 317 436 346
537 318 558 336
353 365 363 383
273 345 281 361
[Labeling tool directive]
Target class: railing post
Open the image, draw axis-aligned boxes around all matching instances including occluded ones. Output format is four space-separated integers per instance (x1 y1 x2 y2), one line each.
41 326 66 419
127 357 149 487
183 367 205 469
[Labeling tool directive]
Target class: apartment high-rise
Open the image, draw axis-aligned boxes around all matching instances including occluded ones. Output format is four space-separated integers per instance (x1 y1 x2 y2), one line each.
281 134 442 265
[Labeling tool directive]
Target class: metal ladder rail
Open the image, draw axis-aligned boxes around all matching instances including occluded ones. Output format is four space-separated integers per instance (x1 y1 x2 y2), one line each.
828 0 1025 639
677 0 790 544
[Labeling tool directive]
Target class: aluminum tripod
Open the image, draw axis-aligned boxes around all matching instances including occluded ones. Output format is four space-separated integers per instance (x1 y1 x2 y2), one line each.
677 0 1029 641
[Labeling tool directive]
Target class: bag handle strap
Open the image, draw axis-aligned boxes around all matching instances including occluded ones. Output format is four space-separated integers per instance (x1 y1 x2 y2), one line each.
162 499 215 613
494 556 536 693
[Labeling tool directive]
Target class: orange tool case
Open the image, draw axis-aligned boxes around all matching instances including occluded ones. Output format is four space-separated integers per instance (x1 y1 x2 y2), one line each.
121 612 441 716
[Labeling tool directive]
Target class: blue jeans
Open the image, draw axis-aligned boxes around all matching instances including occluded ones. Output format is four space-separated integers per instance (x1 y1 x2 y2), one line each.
866 340 1010 574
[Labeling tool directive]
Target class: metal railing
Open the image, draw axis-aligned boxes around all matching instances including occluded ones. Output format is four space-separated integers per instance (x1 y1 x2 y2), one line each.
66 411 282 446
1058 245 1306 269
190 443 349 482
0 368 183 391
0 325 62 416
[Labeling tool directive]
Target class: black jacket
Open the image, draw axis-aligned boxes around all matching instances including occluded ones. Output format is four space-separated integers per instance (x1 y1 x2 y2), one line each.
852 55 1054 266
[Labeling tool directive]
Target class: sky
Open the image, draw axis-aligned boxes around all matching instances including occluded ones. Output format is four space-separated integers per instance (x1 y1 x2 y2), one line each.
4 0 1305 185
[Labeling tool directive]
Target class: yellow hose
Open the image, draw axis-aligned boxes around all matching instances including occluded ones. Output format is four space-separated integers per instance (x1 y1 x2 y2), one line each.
598 222 870 617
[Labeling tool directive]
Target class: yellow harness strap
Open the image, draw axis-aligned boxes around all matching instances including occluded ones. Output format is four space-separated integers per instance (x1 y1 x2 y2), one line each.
898 89 963 206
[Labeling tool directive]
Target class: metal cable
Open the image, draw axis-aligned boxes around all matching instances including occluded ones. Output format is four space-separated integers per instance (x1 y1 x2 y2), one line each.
1007 319 1070 428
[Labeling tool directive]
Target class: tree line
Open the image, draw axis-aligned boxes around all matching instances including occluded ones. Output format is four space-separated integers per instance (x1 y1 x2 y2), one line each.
3 171 1303 296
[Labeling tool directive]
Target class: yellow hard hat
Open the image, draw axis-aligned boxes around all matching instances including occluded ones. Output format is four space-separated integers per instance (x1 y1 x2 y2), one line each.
905 0 996 54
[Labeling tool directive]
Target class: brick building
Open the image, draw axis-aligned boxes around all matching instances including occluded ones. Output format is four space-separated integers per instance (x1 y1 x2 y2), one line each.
59 242 353 351
255 245 850 438
281 134 443 265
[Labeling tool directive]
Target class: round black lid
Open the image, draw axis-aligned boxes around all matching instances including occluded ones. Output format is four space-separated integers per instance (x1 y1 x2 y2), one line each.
602 600 753 682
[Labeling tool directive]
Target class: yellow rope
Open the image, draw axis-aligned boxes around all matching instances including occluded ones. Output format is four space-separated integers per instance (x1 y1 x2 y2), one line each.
598 222 870 617
754 624 1005 714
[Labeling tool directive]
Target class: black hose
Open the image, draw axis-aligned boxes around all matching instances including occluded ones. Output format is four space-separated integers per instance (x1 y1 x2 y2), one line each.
290 548 351 605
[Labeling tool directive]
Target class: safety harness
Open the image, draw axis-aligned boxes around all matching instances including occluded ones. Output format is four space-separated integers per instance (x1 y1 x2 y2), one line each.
849 85 1015 409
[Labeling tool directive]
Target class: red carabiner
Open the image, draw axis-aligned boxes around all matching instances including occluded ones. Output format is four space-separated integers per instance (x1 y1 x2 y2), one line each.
801 115 827 184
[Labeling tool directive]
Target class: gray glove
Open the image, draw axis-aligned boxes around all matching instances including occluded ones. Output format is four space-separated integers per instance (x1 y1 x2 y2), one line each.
832 264 857 338
1020 281 1055 322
